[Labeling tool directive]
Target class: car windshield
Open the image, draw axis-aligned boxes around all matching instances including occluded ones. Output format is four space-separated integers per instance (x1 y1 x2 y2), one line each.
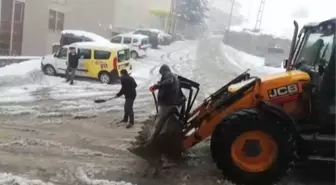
297 31 335 67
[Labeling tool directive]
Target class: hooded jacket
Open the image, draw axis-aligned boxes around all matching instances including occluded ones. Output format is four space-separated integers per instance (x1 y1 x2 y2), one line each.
117 73 137 99
156 64 183 106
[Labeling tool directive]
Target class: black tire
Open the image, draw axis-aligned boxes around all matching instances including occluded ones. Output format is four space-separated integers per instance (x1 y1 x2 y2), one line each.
131 51 138 59
210 109 297 185
98 72 112 84
43 65 56 76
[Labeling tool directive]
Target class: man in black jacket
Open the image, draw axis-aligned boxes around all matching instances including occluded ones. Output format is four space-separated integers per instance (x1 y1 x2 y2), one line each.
139 64 184 176
115 69 137 128
148 64 184 145
65 47 79 85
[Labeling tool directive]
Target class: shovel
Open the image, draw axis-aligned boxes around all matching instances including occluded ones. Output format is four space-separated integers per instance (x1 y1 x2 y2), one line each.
94 97 117 103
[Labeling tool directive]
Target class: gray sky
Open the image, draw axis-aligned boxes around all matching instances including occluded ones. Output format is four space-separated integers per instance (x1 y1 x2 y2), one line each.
213 0 336 37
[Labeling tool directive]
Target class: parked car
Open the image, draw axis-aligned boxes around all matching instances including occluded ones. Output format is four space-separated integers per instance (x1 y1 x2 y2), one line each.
131 28 172 45
41 42 132 84
110 33 150 59
59 30 110 47
151 29 173 45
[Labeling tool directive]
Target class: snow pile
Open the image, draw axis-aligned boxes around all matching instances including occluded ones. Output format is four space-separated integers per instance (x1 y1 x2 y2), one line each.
0 59 120 104
0 56 41 60
0 173 53 185
221 44 285 75
0 59 51 103
0 105 38 116
75 167 136 185
0 59 41 77
0 170 136 185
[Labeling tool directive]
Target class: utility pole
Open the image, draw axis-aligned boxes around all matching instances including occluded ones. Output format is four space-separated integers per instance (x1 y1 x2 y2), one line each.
225 0 235 44
168 0 176 34
9 0 16 55
254 0 266 32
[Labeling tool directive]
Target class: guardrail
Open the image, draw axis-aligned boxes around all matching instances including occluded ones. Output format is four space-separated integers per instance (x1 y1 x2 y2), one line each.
0 56 42 68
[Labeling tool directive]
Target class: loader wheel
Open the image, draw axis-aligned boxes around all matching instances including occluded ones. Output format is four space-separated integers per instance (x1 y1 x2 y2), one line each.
210 109 296 185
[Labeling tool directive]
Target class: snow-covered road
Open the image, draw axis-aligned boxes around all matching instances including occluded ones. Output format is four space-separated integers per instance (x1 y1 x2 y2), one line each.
0 37 333 185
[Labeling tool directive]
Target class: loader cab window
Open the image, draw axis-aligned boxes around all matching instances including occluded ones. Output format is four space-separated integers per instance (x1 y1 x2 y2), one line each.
295 23 335 72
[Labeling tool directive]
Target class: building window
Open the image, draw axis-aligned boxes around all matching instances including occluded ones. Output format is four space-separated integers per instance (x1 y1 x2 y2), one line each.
78 48 91 59
48 9 64 31
123 37 132 44
56 12 64 31
14 1 24 22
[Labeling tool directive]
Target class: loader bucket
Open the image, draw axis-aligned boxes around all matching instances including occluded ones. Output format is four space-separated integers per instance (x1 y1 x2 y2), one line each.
128 114 185 162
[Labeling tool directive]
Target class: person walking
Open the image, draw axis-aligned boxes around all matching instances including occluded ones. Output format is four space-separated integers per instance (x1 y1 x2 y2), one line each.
65 47 79 85
115 69 137 128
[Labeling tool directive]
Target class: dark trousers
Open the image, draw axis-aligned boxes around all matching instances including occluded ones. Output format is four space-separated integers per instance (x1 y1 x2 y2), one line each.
65 66 76 82
123 98 135 123
147 105 176 143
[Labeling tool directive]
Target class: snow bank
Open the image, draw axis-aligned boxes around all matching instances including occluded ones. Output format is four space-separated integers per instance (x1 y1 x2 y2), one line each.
230 25 290 40
0 59 41 77
0 56 41 60
0 173 53 185
76 167 136 185
0 59 113 104
0 171 136 185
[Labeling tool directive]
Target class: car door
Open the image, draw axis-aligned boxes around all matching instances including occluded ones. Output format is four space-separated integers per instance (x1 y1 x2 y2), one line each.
140 37 150 51
77 48 92 77
54 47 68 74
123 36 132 46
86 49 111 78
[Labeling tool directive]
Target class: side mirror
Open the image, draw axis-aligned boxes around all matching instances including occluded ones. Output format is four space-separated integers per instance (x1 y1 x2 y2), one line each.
53 52 58 58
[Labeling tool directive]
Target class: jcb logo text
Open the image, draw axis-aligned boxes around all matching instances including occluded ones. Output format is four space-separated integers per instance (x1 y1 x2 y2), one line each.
268 84 299 98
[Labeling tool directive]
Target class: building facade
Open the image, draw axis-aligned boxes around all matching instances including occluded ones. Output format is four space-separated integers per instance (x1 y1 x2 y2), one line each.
21 0 116 56
0 0 25 55
0 0 172 56
112 0 172 32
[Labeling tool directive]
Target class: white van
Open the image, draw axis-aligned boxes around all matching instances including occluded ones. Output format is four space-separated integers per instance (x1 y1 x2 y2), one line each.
110 33 150 59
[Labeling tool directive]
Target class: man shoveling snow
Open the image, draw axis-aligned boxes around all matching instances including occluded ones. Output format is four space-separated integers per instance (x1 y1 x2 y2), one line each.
128 64 186 176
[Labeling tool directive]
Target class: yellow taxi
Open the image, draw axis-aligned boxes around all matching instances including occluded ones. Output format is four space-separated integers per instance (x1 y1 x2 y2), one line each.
41 42 133 84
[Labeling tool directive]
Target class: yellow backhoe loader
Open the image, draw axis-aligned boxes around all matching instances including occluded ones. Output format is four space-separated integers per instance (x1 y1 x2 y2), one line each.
130 18 335 185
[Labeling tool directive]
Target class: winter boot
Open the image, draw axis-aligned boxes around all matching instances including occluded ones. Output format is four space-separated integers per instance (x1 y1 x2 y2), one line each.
126 122 134 129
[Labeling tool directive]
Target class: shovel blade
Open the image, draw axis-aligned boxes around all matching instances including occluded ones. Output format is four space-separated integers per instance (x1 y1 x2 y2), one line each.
94 99 106 103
